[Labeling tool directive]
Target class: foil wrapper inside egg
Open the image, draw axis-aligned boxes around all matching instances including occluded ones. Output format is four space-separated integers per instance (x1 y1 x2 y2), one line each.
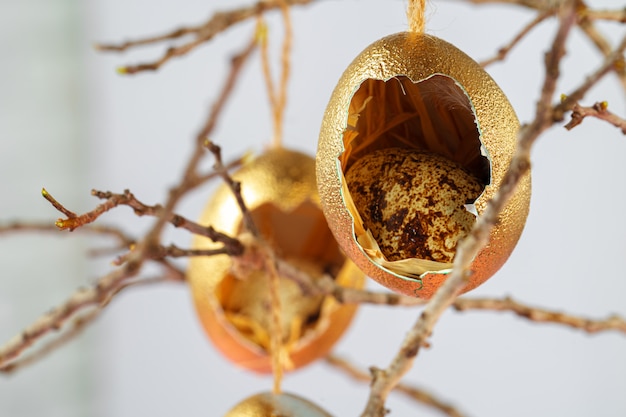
187 148 365 373
316 32 531 298
223 392 333 417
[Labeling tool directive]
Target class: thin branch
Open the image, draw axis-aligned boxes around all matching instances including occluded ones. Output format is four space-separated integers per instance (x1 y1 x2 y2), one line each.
114 243 234 266
0 272 184 374
0 264 136 369
453 297 626 334
204 141 260 237
273 254 626 335
274 258 426 307
96 25 203 52
0 221 134 247
42 188 245 256
41 188 77 218
462 1 626 23
0 221 135 257
554 33 626 121
0 310 99 374
153 244 234 259
96 0 314 74
564 100 626 132
359 4 578 416
461 0 545 9
576 6 626 93
583 8 626 23
326 355 468 417
479 9 554 67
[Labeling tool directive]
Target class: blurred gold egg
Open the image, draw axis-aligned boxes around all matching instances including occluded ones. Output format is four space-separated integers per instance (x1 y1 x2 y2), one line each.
223 392 333 417
187 148 364 373
316 32 531 298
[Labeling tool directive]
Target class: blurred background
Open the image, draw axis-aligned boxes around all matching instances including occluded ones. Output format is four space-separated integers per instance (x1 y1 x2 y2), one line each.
1 1 625 416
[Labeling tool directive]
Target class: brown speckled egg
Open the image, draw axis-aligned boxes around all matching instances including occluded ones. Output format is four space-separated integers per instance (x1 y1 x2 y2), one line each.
316 32 531 299
345 148 482 263
187 148 365 373
223 392 333 417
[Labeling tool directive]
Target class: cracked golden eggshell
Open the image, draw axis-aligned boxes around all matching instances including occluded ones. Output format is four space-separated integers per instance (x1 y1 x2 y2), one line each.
223 392 333 417
187 148 364 373
316 32 531 299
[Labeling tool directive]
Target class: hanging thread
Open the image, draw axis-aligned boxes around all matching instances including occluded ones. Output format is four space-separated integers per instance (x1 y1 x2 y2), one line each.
257 0 292 149
407 0 427 33
265 253 285 394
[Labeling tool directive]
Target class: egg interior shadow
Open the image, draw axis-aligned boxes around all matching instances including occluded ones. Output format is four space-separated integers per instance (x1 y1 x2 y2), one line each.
342 75 490 184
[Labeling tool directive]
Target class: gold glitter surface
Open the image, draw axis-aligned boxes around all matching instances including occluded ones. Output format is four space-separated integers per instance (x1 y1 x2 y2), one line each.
187 148 364 372
316 32 531 298
223 392 333 417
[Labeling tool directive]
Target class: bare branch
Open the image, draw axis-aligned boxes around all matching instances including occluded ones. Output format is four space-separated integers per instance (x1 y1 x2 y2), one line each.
204 141 260 237
274 258 426 307
0 310 99 374
326 355 468 417
273 254 626 334
479 10 554 67
0 271 184 374
577 8 626 93
41 188 77 219
564 100 626 132
583 8 626 23
0 221 134 247
0 264 135 370
554 33 626 121
96 0 314 74
462 0 626 92
453 297 626 334
461 0 545 9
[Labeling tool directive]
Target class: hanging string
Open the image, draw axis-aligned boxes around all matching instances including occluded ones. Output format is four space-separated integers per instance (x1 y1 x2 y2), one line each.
265 254 285 394
407 0 427 33
257 0 292 149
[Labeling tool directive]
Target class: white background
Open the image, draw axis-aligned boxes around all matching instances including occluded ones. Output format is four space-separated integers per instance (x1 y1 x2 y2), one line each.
1 1 626 416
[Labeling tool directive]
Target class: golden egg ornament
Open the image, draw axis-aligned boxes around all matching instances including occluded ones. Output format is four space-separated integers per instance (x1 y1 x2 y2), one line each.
187 148 365 373
223 392 333 417
316 32 531 299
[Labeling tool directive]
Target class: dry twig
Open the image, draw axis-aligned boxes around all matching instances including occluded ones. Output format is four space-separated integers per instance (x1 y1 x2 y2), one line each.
576 5 626 92
554 33 626 120
274 258 426 307
479 9 554 67
0 310 99 374
583 8 626 23
0 270 184 374
0 221 134 248
42 188 244 257
564 100 626 132
466 0 626 92
453 297 626 334
326 355 467 417
96 0 313 74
